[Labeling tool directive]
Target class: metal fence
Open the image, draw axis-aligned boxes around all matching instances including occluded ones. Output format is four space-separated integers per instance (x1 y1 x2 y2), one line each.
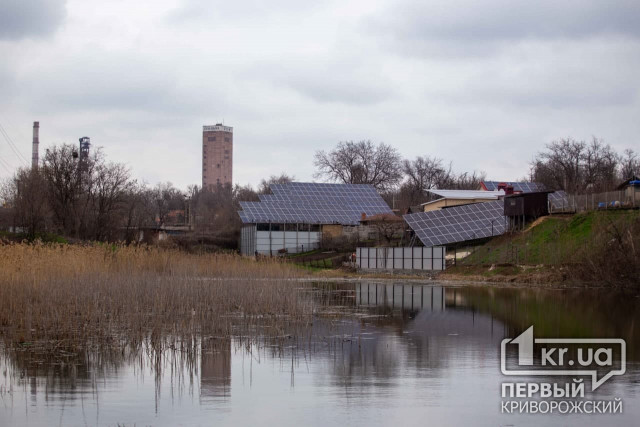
356 246 446 271
550 188 639 214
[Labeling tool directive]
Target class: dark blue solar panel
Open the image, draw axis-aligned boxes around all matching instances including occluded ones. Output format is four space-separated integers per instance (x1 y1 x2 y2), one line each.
482 181 546 193
238 183 393 224
404 201 506 247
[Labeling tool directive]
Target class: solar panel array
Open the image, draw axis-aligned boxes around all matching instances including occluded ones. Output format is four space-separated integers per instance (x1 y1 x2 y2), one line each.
404 200 506 247
482 181 546 193
238 182 393 225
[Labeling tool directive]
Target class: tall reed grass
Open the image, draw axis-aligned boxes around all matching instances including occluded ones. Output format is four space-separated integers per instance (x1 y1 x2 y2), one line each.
0 243 314 355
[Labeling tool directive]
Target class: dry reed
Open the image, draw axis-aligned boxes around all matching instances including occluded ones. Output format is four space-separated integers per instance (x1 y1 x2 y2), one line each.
0 243 315 356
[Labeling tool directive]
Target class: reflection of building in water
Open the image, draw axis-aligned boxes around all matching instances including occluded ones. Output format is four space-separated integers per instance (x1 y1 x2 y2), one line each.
200 339 231 400
321 285 508 388
356 283 446 311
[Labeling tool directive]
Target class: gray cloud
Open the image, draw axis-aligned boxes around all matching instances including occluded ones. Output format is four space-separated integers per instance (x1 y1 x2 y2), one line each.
17 50 223 117
259 62 393 105
368 0 640 57
0 0 66 40
166 0 324 24
423 41 640 109
1 0 639 189
287 78 390 105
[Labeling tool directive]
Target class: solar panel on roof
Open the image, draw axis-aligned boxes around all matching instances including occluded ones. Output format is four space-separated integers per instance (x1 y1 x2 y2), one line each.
482 181 545 193
238 182 393 225
404 201 506 247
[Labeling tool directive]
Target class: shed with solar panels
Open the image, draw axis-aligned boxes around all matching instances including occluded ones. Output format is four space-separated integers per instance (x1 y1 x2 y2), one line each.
479 180 570 213
237 182 394 256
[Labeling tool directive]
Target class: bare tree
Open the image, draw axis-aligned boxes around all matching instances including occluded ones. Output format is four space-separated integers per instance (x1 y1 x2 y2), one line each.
531 137 623 193
367 214 404 245
91 162 135 240
25 143 141 241
152 182 185 226
3 168 50 237
390 154 485 208
258 173 295 194
41 144 101 237
452 170 487 190
582 138 619 192
234 184 259 203
620 149 639 180
314 140 402 191
121 183 155 243
401 156 452 204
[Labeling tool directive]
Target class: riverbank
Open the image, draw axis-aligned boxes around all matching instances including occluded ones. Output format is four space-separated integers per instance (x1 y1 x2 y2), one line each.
306 210 640 289
309 264 578 288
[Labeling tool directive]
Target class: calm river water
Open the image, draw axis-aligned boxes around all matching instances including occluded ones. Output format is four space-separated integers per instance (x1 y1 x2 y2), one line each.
2 282 640 426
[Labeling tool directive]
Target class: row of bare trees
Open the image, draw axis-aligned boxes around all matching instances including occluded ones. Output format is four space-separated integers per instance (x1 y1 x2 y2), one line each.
529 138 639 194
314 140 486 207
314 139 639 207
1 144 190 240
3 137 637 243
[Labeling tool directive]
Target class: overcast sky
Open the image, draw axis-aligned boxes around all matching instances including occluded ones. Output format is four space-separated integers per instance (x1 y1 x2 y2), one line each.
1 0 639 189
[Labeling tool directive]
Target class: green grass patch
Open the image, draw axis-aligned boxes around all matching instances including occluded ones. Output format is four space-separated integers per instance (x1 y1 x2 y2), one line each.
286 249 322 258
462 210 639 266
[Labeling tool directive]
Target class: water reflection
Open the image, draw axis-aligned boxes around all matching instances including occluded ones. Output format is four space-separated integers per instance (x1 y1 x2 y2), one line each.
2 283 640 426
356 283 446 311
200 339 231 401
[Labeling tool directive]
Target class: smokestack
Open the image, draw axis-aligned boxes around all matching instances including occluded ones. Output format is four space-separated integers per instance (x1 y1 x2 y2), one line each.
32 121 39 169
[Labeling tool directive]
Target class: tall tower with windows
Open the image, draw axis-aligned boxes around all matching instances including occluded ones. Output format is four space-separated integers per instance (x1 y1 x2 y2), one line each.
202 124 233 189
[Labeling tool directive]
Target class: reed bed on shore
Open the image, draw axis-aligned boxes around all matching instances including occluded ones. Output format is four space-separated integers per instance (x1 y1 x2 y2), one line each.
0 243 315 355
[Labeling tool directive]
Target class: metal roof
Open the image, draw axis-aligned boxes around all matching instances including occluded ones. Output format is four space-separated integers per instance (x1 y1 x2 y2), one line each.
422 189 505 205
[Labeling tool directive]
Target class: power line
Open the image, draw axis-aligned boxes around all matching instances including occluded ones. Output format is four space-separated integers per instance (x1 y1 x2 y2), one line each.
0 119 29 165
0 154 13 175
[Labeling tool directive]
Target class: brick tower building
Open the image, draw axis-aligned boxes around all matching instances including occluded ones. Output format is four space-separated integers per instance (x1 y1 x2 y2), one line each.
202 124 233 189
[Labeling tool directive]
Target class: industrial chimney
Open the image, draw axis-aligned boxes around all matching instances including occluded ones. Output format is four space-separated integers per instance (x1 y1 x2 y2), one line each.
32 121 39 169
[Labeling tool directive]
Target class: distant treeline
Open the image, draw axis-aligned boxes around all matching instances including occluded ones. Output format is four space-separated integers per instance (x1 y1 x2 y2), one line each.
313 138 639 208
1 137 638 243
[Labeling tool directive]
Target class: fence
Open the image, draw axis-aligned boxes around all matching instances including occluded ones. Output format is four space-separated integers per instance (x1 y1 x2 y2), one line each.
356 246 446 271
550 188 639 214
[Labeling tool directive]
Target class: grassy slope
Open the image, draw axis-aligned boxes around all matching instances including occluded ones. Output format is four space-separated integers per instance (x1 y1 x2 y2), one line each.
441 209 640 286
461 210 639 266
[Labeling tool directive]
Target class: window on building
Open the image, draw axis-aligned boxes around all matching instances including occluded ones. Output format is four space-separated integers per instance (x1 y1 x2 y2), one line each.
285 223 297 231
217 164 220 168
224 137 230 142
208 137 216 141
256 223 269 231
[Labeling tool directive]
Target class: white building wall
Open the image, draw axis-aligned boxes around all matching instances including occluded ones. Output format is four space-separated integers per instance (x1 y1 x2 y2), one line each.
251 229 321 255
356 246 446 271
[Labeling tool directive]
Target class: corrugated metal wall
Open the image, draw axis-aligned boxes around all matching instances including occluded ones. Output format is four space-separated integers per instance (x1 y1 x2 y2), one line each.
356 247 446 271
240 224 321 256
